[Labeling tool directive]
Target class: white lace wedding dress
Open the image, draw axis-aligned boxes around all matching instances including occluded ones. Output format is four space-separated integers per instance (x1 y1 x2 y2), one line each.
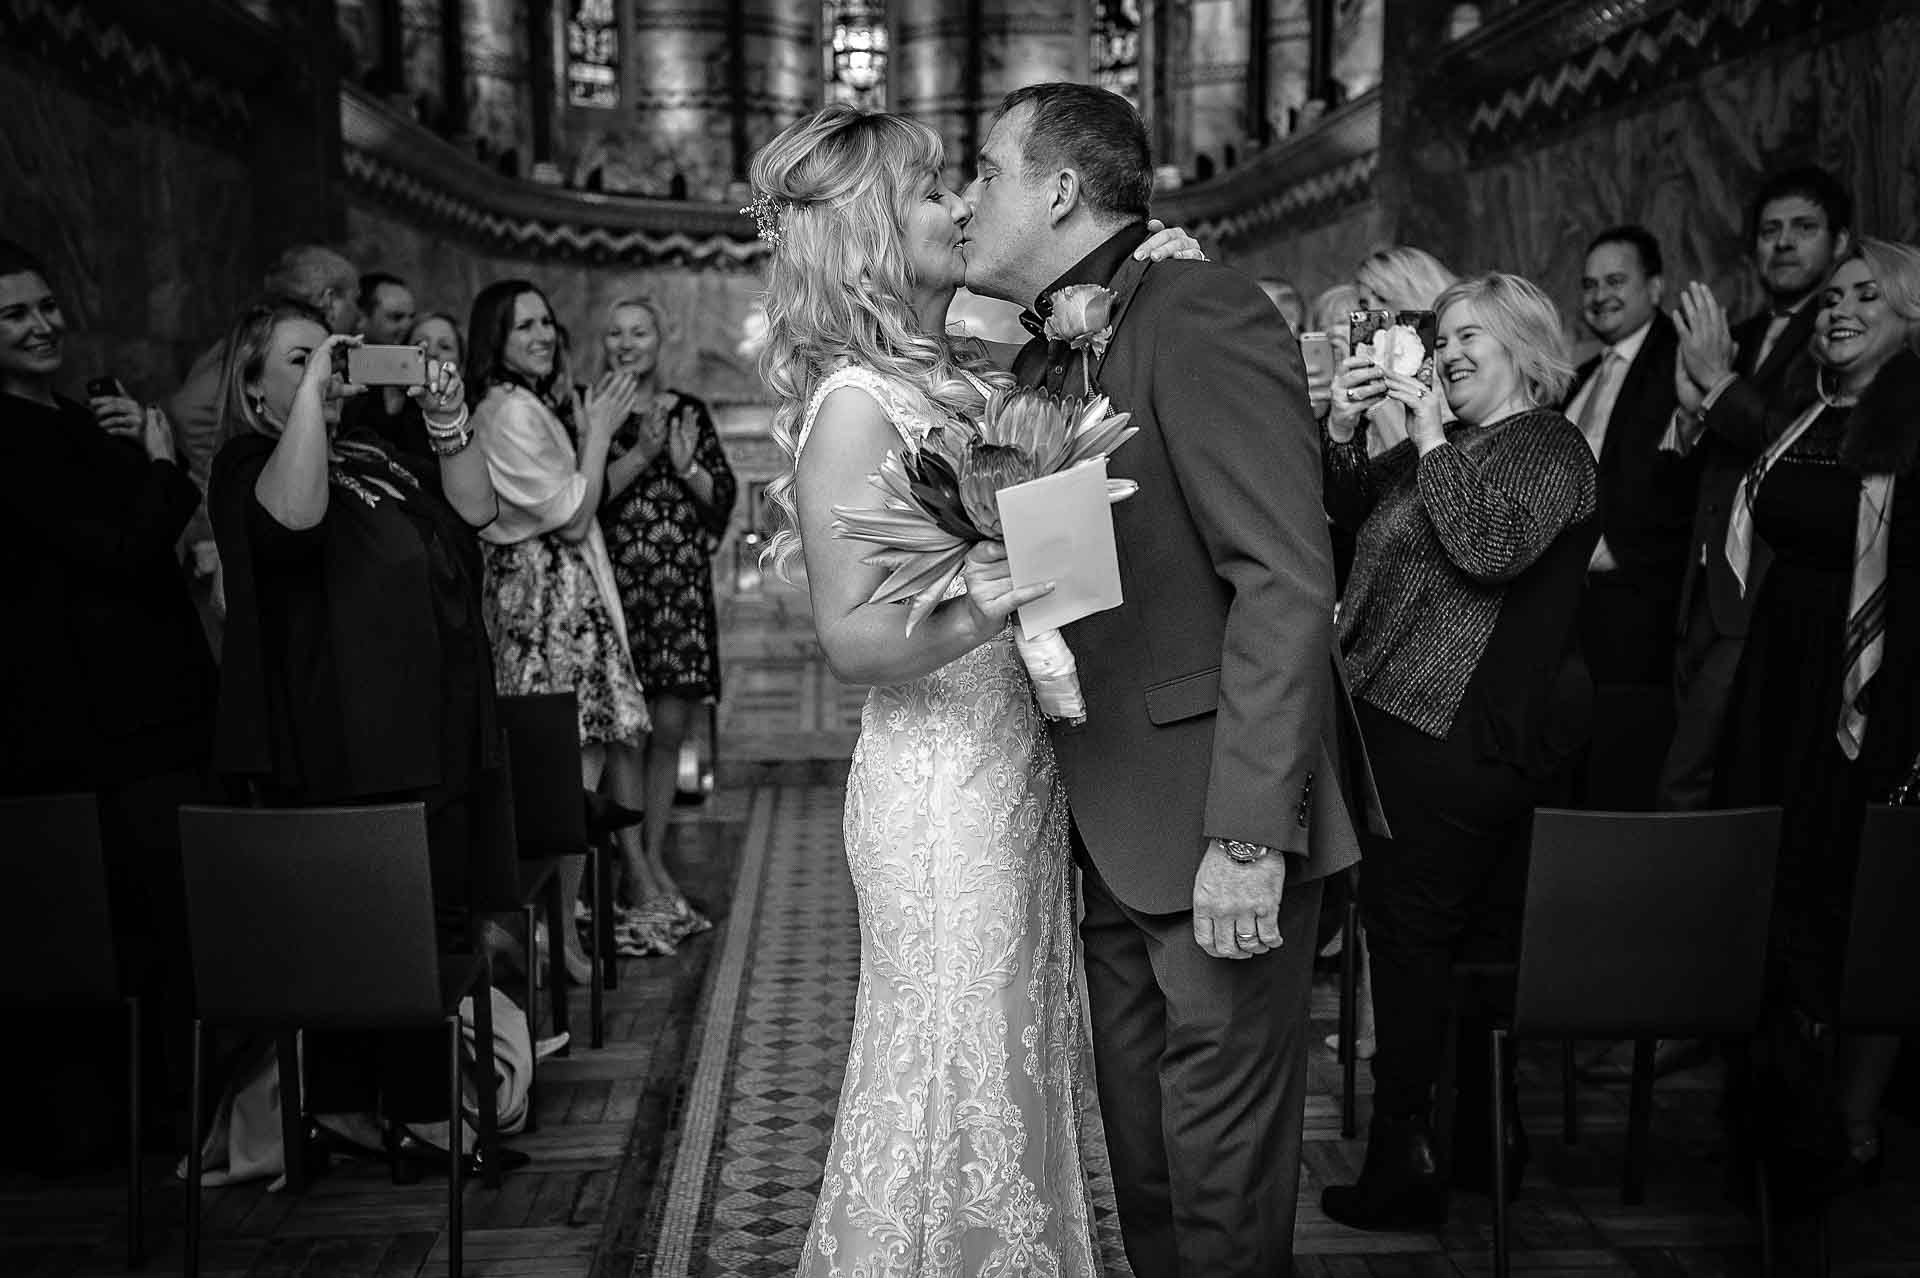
795 366 1102 1278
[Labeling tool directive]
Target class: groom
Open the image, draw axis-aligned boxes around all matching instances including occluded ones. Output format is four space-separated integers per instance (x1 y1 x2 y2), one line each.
961 83 1377 1275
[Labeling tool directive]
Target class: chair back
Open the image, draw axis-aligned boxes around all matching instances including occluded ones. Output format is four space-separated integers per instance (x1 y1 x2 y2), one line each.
1838 805 1920 1031
178 804 445 1026
1512 807 1782 1039
465 745 526 914
0 793 121 1006
496 692 587 858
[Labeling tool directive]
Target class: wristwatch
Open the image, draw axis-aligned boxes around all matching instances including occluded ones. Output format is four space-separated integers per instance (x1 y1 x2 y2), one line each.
1220 838 1277 865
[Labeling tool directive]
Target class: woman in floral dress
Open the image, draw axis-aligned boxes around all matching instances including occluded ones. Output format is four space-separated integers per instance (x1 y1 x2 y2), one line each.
467 279 650 982
598 296 737 953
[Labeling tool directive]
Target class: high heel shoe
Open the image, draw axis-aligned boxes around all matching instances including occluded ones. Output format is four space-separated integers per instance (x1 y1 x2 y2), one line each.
1848 1126 1885 1191
386 1126 532 1185
534 921 596 986
1321 1112 1449 1231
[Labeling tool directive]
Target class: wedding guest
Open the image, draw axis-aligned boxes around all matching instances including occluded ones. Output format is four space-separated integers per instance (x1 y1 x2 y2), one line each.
1659 167 1854 811
596 296 737 955
1716 238 1920 1195
1352 246 1459 456
168 244 361 640
1563 226 1702 807
411 312 465 369
207 295 511 1175
467 279 648 983
0 238 218 1162
1312 282 1361 366
1319 272 1598 1229
346 272 432 461
1257 275 1306 332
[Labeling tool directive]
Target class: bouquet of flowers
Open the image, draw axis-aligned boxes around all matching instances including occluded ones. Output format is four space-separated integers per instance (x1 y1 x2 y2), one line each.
831 384 1137 724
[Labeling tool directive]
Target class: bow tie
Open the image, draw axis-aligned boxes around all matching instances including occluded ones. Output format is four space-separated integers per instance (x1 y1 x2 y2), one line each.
1019 292 1056 341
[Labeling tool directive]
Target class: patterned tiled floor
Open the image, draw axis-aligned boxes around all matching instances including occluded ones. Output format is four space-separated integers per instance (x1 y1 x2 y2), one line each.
642 780 1920 1278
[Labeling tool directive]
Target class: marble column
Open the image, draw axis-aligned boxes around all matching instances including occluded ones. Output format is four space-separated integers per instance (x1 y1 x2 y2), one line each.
1187 0 1247 171
895 0 1081 182
1265 0 1311 138
1374 0 1461 257
463 0 531 167
736 0 817 172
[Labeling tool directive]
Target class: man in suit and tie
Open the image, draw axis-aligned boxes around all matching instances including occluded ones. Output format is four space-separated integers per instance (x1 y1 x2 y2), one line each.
1656 167 1854 811
959 81 1378 1277
1564 226 1704 808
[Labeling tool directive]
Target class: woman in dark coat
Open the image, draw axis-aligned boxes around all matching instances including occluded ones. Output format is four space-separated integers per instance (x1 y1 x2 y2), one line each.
1715 239 1920 1193
208 295 514 1174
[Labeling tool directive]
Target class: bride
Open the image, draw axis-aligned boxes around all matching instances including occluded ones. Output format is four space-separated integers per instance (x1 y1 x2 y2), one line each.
748 106 1200 1276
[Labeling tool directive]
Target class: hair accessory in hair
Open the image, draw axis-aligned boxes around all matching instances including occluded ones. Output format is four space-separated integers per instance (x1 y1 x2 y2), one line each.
742 193 792 248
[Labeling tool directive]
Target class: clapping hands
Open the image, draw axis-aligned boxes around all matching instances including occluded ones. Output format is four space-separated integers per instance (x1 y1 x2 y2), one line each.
583 370 640 441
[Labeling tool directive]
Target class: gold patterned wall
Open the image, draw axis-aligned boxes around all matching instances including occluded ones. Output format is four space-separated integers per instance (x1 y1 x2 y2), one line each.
1208 0 1920 347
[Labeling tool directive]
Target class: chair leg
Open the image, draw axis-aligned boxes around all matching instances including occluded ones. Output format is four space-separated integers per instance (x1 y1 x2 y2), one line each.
1756 1151 1776 1278
1623 1037 1655 1205
468 975 502 1190
522 903 539 1133
184 1019 205 1278
1561 1040 1579 1145
1492 1027 1511 1278
276 1032 306 1193
587 846 605 1049
544 872 570 1055
1339 887 1360 1140
598 838 618 991
125 996 143 1270
446 1015 464 1278
1433 978 1463 1185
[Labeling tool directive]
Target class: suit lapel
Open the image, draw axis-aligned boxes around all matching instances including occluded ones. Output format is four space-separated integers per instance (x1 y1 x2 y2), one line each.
1748 303 1817 387
1092 255 1153 390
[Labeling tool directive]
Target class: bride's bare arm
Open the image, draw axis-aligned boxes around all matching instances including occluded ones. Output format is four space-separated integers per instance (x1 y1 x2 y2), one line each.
797 387 1051 686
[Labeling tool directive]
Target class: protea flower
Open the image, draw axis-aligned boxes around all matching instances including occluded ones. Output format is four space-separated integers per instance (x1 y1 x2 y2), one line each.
831 384 1138 642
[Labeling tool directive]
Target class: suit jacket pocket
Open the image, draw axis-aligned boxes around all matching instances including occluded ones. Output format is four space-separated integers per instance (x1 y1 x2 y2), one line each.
1145 667 1220 726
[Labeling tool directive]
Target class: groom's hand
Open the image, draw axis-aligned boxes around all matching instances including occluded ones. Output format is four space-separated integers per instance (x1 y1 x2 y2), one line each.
1192 841 1288 960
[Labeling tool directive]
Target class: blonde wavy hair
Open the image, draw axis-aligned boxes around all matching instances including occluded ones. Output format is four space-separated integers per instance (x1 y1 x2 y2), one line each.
1432 272 1576 409
749 105 999 573
1838 237 1920 356
1355 246 1458 312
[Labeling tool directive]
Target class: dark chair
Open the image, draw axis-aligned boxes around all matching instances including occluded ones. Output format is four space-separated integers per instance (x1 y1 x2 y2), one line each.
1 793 144 1267
1485 807 1783 1278
463 746 568 1128
177 803 503 1278
495 693 616 1047
1806 804 1920 1276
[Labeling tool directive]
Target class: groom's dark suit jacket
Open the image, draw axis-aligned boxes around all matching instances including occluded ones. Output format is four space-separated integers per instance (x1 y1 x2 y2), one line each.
1014 225 1380 915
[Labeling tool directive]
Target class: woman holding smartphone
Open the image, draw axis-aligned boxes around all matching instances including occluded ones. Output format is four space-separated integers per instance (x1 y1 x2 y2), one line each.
208 296 518 1176
1318 273 1598 1230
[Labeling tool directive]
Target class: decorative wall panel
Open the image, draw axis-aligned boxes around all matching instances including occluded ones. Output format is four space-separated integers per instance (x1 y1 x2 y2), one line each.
0 58 254 399
400 0 447 124
1450 5 1920 333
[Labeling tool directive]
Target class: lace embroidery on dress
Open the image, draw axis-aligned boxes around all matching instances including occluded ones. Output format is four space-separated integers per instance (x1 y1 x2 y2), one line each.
794 363 1101 1278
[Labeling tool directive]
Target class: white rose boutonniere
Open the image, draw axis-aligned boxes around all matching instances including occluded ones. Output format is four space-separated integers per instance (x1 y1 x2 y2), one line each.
1043 283 1118 389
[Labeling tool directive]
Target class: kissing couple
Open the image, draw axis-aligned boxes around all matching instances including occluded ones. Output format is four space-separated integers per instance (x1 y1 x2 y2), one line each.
752 83 1381 1277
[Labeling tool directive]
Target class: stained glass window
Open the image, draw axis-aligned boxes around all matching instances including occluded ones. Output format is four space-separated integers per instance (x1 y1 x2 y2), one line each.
824 0 888 109
1092 0 1143 109
567 0 619 109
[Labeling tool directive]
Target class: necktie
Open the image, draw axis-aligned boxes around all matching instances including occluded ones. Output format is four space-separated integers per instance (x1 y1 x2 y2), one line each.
1750 309 1794 375
1575 350 1621 457
1839 475 1895 759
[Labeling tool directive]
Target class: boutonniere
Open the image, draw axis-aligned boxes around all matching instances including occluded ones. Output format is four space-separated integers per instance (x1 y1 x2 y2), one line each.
1043 284 1118 387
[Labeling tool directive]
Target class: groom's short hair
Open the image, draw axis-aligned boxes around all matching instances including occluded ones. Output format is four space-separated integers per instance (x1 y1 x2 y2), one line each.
998 83 1152 222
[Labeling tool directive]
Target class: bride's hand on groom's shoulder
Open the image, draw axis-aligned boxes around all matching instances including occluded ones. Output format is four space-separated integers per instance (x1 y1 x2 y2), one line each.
1135 219 1208 263
960 541 1052 642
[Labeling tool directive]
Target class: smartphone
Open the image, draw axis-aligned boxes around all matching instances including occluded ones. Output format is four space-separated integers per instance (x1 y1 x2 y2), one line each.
1350 309 1438 387
345 344 428 387
86 376 124 399
1299 331 1334 408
